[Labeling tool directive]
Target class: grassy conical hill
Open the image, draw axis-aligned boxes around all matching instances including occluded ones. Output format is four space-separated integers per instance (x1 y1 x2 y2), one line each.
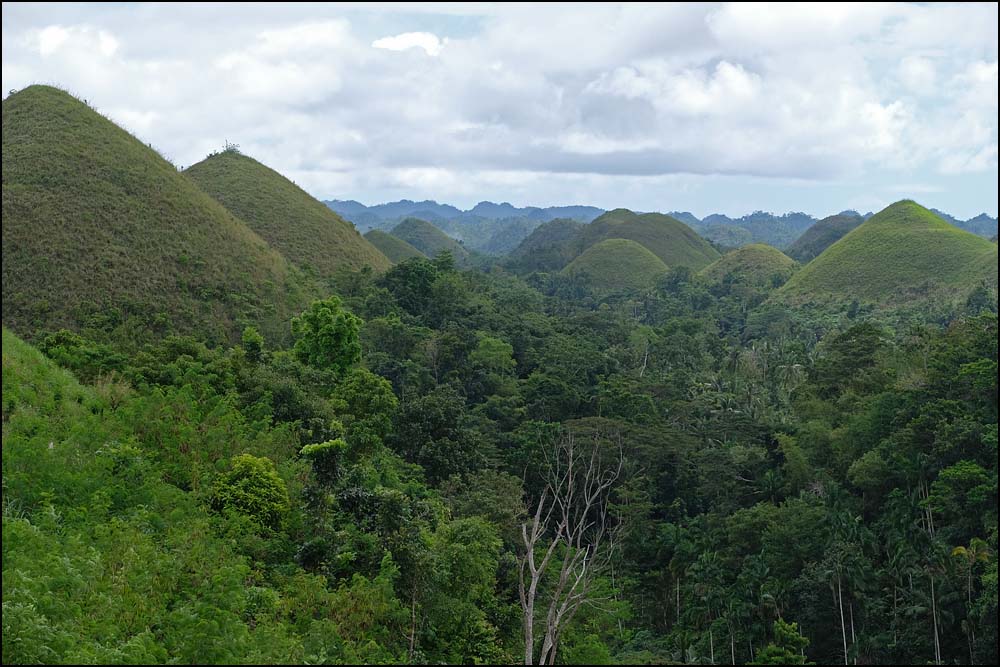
786 213 863 263
2 85 312 344
185 151 389 276
581 209 720 270
776 200 999 308
698 244 798 289
562 238 668 292
364 229 426 263
390 218 470 263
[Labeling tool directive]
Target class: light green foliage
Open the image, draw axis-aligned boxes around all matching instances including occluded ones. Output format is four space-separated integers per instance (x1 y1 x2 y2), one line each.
291 296 363 374
210 453 290 531
300 438 348 485
242 325 265 363
470 334 516 376
751 619 812 664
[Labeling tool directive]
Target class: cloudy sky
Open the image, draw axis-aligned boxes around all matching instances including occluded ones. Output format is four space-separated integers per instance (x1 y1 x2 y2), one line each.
3 2 997 218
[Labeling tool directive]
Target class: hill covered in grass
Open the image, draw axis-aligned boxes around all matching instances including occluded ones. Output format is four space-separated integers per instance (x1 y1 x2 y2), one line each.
505 218 585 273
580 209 720 270
185 150 389 278
562 238 668 292
364 229 427 263
1 85 311 344
698 244 798 290
390 218 470 263
776 200 999 308
786 213 864 263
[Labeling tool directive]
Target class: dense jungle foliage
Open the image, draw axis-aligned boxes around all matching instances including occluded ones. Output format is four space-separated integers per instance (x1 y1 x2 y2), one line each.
3 246 996 665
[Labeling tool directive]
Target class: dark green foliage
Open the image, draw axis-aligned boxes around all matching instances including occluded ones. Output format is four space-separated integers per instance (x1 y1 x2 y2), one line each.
786 213 863 263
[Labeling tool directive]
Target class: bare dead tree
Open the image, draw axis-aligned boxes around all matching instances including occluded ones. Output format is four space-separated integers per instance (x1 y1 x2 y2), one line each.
518 431 625 665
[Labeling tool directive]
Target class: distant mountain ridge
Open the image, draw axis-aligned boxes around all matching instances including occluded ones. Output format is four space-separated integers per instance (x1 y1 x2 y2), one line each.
324 199 604 255
327 198 996 256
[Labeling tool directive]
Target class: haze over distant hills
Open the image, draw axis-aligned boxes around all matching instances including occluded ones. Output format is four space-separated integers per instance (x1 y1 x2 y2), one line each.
329 199 997 256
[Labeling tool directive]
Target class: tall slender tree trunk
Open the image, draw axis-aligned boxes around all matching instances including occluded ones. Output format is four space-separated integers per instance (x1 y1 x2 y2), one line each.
849 602 857 665
837 573 848 665
930 573 941 665
408 594 418 662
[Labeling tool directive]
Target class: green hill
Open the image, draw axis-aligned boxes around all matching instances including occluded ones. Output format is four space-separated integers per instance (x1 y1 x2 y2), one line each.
505 218 584 273
786 213 863 263
2 85 311 344
776 200 999 308
698 244 798 289
580 209 720 270
364 229 427 263
185 150 390 277
390 218 470 263
562 238 668 292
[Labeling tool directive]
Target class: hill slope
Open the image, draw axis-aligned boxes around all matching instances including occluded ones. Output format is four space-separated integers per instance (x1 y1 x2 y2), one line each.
185 150 389 277
1 85 310 344
581 209 720 270
698 244 798 289
786 213 864 263
364 229 427 263
776 200 999 308
562 239 668 292
390 218 470 263
505 218 585 273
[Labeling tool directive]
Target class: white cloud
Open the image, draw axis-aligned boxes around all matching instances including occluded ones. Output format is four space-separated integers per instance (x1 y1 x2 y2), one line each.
899 56 937 94
1 3 996 215
372 32 445 56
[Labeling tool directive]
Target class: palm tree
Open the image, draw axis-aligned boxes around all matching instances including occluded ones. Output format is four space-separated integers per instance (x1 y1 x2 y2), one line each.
952 538 990 664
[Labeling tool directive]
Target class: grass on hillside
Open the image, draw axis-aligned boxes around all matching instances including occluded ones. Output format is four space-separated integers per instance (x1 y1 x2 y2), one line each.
777 200 999 307
1 85 313 345
185 150 390 278
364 229 427 264
390 218 470 262
562 238 668 292
698 243 798 289
580 209 720 270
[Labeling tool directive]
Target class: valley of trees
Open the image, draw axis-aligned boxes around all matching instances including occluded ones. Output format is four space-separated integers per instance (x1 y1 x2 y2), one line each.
4 246 997 664
2 86 998 665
